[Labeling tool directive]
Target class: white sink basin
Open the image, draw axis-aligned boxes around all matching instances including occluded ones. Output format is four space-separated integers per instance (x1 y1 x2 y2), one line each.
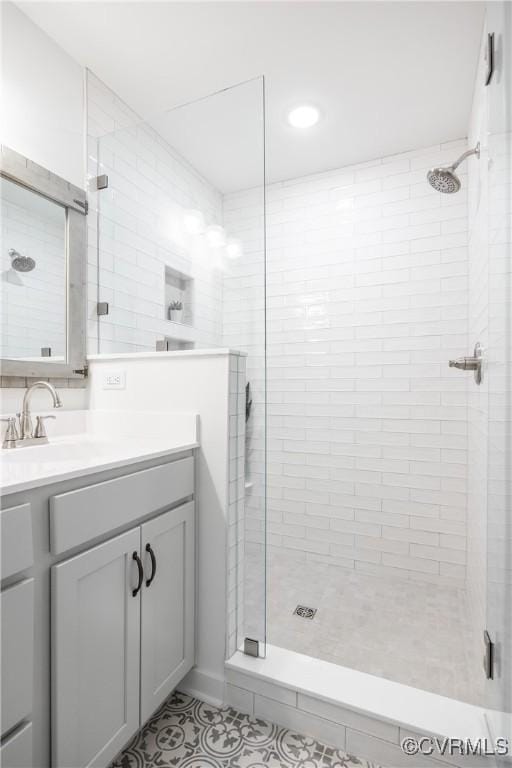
2 437 118 464
0 410 199 495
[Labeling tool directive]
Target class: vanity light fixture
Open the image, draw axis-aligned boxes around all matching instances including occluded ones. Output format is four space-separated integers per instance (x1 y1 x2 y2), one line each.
287 104 320 129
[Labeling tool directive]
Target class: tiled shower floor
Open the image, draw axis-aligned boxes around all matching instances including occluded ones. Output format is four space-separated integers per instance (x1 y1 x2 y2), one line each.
111 691 378 768
248 552 482 706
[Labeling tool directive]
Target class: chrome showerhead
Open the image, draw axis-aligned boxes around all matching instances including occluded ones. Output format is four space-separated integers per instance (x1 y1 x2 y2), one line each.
9 248 35 272
427 142 480 194
427 167 461 194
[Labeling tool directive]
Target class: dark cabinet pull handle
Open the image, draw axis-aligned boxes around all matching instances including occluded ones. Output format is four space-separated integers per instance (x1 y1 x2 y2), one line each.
145 543 156 587
132 551 143 597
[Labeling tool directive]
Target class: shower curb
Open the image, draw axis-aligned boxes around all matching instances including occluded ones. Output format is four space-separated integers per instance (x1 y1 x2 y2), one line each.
225 645 495 768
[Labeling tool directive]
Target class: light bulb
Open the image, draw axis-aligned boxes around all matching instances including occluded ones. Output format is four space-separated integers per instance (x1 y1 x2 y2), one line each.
287 105 320 129
206 225 226 248
183 209 205 235
226 239 242 259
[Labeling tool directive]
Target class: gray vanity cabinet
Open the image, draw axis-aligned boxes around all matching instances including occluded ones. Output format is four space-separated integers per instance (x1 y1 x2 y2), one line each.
140 502 195 723
52 528 141 768
1 579 34 736
0 450 195 768
52 502 195 768
0 501 35 768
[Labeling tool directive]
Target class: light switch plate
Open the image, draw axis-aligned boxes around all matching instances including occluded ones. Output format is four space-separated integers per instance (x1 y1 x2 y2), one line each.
103 370 126 390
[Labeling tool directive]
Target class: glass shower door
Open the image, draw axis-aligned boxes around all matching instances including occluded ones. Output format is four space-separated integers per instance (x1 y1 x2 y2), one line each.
88 72 268 658
484 0 512 750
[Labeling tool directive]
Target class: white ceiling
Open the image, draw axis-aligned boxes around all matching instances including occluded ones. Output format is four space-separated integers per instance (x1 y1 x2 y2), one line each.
17 1 485 193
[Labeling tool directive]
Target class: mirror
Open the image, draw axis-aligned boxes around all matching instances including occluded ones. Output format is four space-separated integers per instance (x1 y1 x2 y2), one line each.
0 145 87 380
1 176 67 361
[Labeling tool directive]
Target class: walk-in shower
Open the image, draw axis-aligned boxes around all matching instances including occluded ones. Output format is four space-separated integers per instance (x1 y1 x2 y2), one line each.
89 3 511 754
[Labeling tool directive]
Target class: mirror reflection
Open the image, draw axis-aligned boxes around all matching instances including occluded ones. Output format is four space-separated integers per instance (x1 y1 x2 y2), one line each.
1 176 66 361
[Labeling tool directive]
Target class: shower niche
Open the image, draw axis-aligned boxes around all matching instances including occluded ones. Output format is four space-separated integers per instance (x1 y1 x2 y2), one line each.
156 265 196 351
164 266 194 326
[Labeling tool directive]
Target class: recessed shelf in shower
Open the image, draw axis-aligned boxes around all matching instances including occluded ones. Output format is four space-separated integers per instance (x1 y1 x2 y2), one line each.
164 265 194 327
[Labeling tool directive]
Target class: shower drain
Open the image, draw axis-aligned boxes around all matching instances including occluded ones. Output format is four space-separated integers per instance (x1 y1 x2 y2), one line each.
293 605 317 620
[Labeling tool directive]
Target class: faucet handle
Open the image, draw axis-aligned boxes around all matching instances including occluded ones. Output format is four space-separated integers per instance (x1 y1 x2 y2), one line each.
34 415 56 439
1 417 20 447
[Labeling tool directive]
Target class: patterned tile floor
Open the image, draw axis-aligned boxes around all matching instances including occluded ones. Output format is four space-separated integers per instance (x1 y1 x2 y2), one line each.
110 691 378 768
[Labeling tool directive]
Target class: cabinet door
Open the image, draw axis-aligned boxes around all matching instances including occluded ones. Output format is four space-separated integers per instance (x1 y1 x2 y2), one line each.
1 579 34 736
140 502 195 722
52 528 141 768
0 722 33 768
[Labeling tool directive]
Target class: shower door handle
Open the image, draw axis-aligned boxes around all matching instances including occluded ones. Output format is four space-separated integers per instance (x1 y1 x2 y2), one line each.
449 342 483 384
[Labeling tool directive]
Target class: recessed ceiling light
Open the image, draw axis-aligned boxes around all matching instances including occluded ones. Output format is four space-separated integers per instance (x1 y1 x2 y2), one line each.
287 105 320 129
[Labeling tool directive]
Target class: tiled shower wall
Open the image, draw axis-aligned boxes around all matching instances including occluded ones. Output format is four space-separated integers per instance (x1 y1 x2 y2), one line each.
224 141 471 584
86 72 226 354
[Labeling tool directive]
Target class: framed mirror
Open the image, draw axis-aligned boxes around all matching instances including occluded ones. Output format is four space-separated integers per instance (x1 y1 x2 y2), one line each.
0 145 87 380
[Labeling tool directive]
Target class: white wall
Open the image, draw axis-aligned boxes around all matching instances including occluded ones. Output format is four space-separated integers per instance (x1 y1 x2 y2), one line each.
0 2 84 188
224 142 470 585
0 3 88 410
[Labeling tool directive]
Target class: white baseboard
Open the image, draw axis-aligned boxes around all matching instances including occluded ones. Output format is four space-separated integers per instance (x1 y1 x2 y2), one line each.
179 666 225 708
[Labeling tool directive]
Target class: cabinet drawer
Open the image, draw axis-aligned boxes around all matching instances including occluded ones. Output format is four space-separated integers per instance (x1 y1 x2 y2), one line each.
1 579 34 736
50 456 194 555
1 503 33 580
0 721 32 767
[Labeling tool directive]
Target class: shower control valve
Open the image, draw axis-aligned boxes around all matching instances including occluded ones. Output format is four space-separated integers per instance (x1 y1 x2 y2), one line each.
449 342 483 385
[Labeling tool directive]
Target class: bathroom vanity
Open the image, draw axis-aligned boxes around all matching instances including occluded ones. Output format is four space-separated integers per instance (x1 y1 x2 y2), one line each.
0 413 198 768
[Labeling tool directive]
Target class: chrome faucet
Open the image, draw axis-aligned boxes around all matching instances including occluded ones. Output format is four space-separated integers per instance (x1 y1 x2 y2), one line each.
1 381 62 449
20 381 62 439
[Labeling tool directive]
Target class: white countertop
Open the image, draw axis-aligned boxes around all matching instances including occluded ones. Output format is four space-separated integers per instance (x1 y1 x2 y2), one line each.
0 410 199 496
87 348 247 361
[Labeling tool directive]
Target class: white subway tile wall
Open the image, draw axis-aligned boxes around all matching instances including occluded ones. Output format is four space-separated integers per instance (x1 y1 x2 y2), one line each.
86 72 225 355
224 141 470 583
